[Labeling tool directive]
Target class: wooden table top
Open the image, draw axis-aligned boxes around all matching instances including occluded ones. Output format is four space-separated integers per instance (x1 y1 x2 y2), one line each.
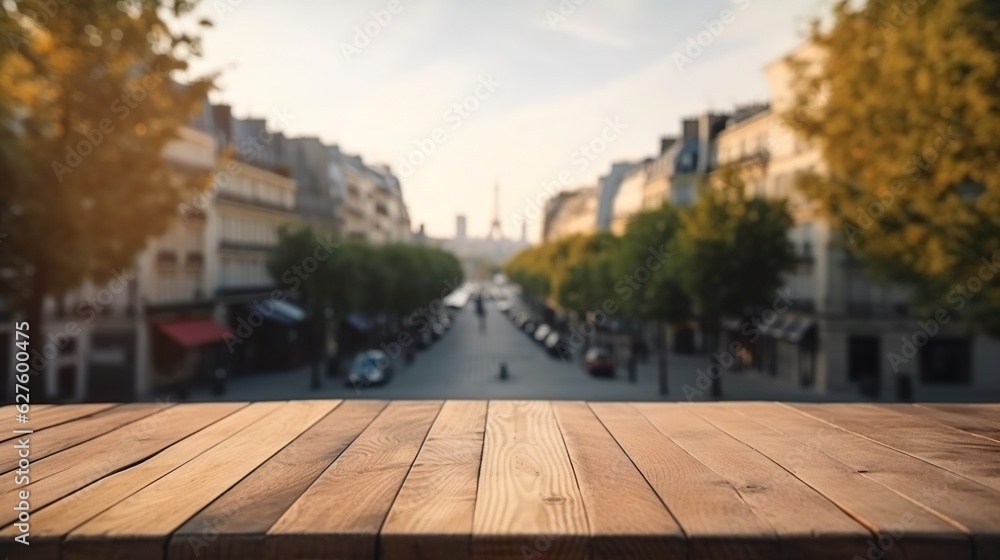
0 401 997 560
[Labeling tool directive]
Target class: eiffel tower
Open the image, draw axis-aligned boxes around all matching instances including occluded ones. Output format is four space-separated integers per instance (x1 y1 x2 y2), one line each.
487 181 503 240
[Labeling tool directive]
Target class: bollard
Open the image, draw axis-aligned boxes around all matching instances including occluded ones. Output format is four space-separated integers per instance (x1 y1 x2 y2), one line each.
211 368 227 397
499 362 509 381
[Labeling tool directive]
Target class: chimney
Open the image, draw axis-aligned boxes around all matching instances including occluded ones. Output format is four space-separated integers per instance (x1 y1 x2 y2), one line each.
697 112 730 174
660 136 678 155
682 118 699 141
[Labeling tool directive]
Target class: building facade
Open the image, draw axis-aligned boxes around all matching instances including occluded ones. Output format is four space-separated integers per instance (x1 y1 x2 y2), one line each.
711 43 1000 398
542 187 598 242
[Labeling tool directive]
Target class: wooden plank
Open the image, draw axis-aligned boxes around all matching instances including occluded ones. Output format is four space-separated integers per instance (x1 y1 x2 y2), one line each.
0 403 117 442
791 403 1000 493
266 400 443 560
737 403 1000 560
62 400 337 560
167 400 387 560
591 402 778 560
693 403 972 560
472 401 589 560
636 403 870 560
0 402 245 527
381 400 487 560
0 402 173 473
0 402 261 560
0 403 52 426
900 404 1000 442
553 402 686 560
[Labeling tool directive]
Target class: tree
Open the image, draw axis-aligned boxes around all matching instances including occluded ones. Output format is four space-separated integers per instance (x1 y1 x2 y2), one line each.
787 0 1000 335
674 167 796 355
0 0 214 394
268 226 340 389
615 205 691 393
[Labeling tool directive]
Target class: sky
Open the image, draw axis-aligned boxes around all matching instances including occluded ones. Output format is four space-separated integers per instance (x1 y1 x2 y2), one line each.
183 0 837 241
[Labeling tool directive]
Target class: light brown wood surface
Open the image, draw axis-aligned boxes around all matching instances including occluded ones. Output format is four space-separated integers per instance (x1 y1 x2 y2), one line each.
0 401 995 560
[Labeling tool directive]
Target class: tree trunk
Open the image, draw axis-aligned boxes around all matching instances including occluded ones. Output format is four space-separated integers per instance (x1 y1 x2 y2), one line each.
24 290 48 401
308 312 324 390
657 322 669 396
710 325 722 399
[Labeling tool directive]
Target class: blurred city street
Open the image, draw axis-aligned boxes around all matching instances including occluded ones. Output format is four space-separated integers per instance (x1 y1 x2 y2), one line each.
190 301 868 403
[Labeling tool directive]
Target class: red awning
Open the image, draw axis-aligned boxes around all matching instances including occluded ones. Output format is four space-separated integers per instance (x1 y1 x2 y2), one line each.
156 319 233 347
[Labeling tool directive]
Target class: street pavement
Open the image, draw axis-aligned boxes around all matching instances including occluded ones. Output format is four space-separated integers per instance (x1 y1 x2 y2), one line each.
190 300 863 402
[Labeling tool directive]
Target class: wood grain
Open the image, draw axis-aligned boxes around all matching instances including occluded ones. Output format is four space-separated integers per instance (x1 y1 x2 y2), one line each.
637 403 870 560
899 404 1000 443
63 400 337 560
554 402 685 560
0 402 172 473
380 400 487 560
0 403 117 443
740 403 1000 560
0 400 993 560
591 402 778 560
472 400 590 560
696 403 972 560
168 400 388 560
267 400 443 560
0 402 251 560
791 403 1000 493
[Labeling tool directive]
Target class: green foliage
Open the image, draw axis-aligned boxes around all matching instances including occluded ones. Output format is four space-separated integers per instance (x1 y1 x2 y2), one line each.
268 227 464 321
504 232 617 308
787 0 1000 334
615 205 690 323
674 167 796 324
506 176 793 331
0 0 214 324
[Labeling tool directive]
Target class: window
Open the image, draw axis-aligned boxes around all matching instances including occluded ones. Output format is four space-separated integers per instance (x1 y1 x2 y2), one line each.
156 250 178 273
186 252 204 273
919 339 971 384
848 337 881 383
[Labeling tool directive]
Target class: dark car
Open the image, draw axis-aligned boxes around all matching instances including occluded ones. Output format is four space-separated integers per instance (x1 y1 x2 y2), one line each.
584 345 615 377
346 350 393 387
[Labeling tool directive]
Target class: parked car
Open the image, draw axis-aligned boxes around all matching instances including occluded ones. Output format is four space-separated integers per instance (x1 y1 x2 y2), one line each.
544 332 567 358
437 314 451 330
584 345 615 377
511 311 528 327
533 324 551 343
523 321 537 336
496 300 512 313
431 320 447 340
413 326 433 349
346 350 393 387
